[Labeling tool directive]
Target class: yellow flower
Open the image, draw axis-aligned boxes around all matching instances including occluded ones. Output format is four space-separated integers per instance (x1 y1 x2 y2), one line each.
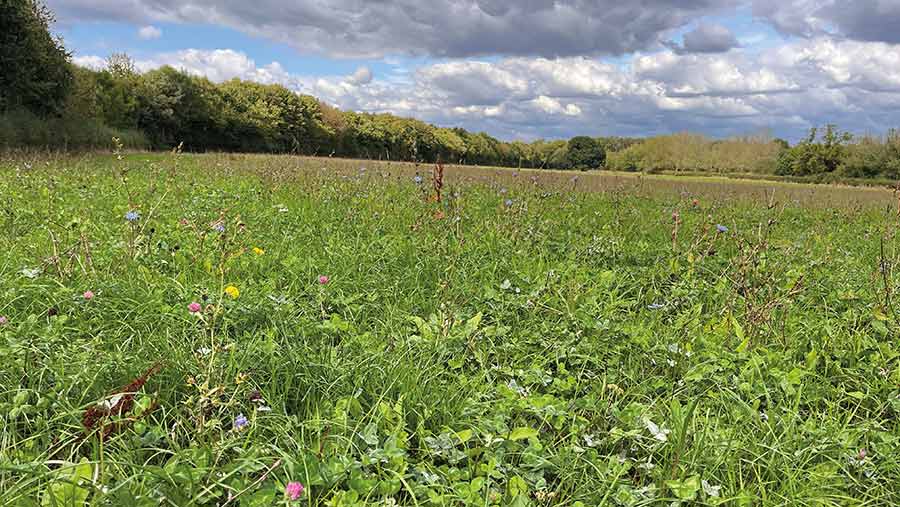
224 285 240 299
253 247 265 256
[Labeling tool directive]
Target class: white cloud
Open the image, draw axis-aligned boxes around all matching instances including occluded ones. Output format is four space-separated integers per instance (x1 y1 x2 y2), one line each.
346 67 373 86
137 25 162 40
532 96 582 116
134 49 296 85
73 55 107 69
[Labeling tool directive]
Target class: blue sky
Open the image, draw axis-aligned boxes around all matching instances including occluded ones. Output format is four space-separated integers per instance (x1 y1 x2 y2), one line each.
48 0 900 142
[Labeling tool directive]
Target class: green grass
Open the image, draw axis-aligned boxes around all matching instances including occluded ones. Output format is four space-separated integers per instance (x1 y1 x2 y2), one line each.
2 152 900 506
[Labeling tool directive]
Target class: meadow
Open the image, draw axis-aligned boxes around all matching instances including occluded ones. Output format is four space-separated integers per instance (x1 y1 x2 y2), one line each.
2 152 900 506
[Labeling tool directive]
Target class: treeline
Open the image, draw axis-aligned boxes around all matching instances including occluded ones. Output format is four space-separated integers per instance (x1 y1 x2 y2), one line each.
4 0 900 180
4 54 639 169
604 128 900 181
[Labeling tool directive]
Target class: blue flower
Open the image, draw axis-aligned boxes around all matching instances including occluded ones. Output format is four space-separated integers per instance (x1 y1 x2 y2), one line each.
716 224 729 233
504 199 514 207
212 223 226 233
124 211 140 222
413 175 423 184
234 413 249 430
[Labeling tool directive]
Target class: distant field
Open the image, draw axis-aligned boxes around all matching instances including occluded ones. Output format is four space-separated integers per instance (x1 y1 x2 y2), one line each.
26 151 898 209
3 152 900 505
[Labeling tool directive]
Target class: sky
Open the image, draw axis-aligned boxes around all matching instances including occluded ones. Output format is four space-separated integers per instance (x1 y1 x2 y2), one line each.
47 0 900 142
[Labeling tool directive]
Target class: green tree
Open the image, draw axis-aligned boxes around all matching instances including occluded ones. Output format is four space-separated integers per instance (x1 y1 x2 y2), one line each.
0 0 73 116
776 126 852 176
566 136 606 170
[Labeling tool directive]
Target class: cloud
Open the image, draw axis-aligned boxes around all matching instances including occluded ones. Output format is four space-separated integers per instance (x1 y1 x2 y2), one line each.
753 0 900 44
666 23 740 54
46 0 739 58
137 25 162 40
134 49 292 84
73 55 107 69
532 96 582 116
346 67 373 86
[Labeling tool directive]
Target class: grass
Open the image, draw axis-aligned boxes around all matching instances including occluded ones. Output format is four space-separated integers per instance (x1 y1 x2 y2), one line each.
2 152 900 506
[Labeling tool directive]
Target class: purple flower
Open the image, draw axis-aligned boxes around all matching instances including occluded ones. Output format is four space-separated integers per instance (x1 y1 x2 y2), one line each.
285 482 305 500
0 316 7 325
504 199 514 208
212 223 226 233
318 275 330 285
188 302 202 313
413 175 423 184
124 210 140 222
716 224 729 233
234 413 249 430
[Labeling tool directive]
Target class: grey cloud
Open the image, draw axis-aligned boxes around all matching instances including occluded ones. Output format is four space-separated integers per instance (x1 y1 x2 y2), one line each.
821 1 900 44
665 23 741 54
754 0 900 44
46 0 738 58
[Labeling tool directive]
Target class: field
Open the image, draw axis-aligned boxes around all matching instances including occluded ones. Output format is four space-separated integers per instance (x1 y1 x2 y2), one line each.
3 152 900 506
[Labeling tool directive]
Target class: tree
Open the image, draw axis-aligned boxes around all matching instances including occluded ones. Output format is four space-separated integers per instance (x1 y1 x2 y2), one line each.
776 125 852 176
566 136 606 170
0 0 73 116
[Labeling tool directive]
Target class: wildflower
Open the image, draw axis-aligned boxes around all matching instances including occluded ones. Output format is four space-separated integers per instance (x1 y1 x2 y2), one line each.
233 413 249 431
318 275 330 285
188 302 202 313
691 198 699 208
500 188 508 195
83 290 95 300
504 199 514 208
414 175 423 184
0 316 7 325
125 210 140 222
702 480 721 498
644 418 671 442
212 222 226 233
224 286 240 299
647 303 665 310
252 247 265 256
716 224 729 233
285 482 305 501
